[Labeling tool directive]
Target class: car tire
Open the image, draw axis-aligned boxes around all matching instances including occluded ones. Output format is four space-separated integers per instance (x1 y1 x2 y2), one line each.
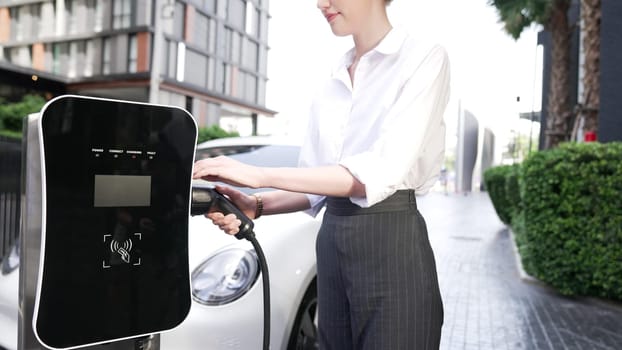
286 279 318 350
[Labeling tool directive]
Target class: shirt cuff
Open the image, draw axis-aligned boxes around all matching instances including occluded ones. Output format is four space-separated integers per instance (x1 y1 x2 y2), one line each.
303 194 326 217
339 157 396 207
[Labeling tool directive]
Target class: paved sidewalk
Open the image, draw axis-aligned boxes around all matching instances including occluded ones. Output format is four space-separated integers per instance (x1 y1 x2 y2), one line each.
417 192 622 350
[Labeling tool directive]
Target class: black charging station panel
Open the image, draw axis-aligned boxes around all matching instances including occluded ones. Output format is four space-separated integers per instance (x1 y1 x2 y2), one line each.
34 96 196 349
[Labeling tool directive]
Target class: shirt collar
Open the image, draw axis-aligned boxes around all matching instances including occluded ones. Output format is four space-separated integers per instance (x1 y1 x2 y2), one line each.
332 27 407 76
374 27 406 55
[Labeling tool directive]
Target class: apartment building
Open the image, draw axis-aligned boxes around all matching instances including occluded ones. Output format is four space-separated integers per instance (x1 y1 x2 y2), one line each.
0 0 274 131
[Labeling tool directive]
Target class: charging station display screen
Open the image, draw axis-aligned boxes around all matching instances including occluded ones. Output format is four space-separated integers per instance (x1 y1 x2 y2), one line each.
94 175 151 207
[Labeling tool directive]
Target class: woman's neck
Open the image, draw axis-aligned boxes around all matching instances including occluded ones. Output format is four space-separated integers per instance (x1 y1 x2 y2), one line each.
351 10 392 61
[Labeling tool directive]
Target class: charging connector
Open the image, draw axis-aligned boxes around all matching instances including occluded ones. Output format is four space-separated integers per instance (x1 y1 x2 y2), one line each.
191 187 270 350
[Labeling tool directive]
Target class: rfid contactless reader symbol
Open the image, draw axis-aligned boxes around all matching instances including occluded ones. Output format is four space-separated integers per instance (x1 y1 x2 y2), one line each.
111 238 132 263
103 233 142 268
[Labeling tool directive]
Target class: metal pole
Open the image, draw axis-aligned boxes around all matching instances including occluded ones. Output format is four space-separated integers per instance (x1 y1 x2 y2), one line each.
18 114 44 350
149 0 164 104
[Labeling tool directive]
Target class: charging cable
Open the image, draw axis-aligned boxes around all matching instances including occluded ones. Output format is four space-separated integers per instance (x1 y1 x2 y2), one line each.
191 187 270 350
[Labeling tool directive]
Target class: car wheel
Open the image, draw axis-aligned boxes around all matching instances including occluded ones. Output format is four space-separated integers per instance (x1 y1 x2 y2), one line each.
287 279 318 350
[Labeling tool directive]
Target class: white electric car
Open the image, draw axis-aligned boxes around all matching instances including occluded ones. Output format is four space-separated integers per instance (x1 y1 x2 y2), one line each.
0 136 321 350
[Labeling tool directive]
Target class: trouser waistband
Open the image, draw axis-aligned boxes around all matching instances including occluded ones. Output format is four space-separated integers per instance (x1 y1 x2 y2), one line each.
326 190 417 216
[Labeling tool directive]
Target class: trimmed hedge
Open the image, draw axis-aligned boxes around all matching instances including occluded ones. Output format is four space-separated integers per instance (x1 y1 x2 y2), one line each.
520 142 622 299
197 124 239 144
505 164 522 223
483 164 514 225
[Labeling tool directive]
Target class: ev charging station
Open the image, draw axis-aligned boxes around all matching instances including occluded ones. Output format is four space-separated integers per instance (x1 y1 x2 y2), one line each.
19 95 197 349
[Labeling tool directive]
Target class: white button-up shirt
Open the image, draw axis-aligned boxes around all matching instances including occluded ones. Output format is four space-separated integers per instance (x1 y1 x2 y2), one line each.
298 28 451 215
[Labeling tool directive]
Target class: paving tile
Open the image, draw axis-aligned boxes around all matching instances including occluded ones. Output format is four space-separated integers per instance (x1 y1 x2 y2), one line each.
417 192 622 350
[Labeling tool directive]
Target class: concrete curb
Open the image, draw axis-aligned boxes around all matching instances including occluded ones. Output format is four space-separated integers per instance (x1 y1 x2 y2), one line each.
508 228 622 311
507 228 542 285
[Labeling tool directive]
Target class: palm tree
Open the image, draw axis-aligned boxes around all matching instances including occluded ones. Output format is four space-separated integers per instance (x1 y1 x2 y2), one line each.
579 0 600 137
490 0 573 149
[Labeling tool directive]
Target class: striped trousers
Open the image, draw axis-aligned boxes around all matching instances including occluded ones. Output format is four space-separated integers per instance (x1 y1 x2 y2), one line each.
316 190 443 350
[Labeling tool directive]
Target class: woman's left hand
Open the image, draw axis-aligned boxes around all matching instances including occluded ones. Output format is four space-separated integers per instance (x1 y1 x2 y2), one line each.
192 156 264 189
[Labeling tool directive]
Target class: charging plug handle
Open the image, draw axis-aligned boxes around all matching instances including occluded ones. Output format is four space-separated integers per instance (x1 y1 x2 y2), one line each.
190 187 255 240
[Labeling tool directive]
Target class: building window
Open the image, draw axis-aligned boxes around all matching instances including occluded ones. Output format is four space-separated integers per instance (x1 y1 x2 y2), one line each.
163 39 178 79
245 1 258 36
66 0 78 34
194 12 209 51
176 42 186 81
8 46 32 67
227 0 245 30
245 73 257 103
231 31 241 64
208 17 217 53
257 77 266 104
9 7 21 41
216 24 227 60
185 50 207 87
255 8 261 38
185 96 193 114
30 4 41 39
112 0 132 29
93 0 104 32
221 62 228 93
52 42 69 75
204 0 217 14
102 37 111 74
173 1 185 39
242 38 257 70
84 39 95 77
207 57 215 90
128 34 137 73
68 41 77 78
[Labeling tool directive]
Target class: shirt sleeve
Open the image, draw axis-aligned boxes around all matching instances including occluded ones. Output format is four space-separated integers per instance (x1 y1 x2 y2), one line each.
297 91 327 217
339 45 451 207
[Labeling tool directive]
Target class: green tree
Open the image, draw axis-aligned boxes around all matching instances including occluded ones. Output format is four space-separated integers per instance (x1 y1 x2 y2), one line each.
489 0 573 149
0 94 47 138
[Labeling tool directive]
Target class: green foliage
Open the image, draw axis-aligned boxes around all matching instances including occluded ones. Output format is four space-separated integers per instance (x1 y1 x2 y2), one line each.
520 142 622 299
0 129 24 139
197 124 239 144
488 0 562 39
483 164 515 225
505 164 522 222
0 95 47 136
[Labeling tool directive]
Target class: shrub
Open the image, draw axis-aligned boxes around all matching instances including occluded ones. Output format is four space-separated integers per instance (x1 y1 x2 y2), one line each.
197 124 239 144
0 95 47 135
505 163 522 223
483 164 514 225
520 142 622 299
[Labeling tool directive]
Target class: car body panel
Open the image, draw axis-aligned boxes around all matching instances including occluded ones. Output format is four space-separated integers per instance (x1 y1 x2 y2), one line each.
0 136 321 350
0 268 18 350
162 211 320 350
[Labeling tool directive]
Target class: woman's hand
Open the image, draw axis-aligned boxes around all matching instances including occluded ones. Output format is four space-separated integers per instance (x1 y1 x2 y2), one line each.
193 156 264 189
205 185 257 235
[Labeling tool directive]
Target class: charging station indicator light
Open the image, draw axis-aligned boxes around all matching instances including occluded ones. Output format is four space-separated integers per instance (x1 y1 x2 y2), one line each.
127 150 142 159
92 148 104 158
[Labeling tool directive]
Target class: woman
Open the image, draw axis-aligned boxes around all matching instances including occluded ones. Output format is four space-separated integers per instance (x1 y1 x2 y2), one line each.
192 0 450 348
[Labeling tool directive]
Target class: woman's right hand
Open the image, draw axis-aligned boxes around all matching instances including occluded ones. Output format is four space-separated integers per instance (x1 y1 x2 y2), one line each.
206 185 258 236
